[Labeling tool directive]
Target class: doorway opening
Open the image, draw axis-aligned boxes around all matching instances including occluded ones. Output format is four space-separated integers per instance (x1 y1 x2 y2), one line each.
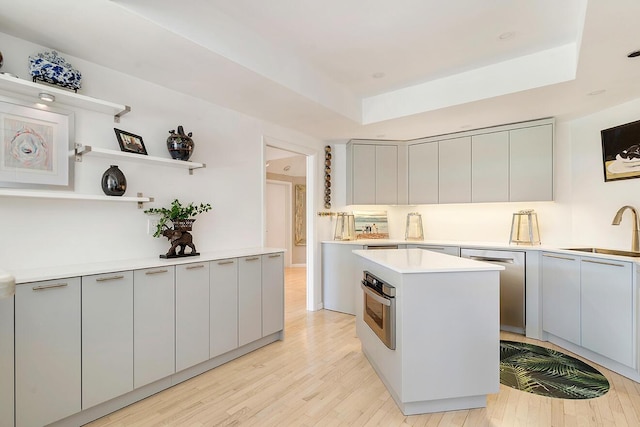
263 137 318 312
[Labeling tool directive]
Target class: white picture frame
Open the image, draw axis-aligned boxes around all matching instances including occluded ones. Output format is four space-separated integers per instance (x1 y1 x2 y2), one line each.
0 97 74 189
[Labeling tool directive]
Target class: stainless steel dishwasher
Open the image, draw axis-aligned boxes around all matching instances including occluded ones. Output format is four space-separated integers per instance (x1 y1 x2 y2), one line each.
460 248 526 334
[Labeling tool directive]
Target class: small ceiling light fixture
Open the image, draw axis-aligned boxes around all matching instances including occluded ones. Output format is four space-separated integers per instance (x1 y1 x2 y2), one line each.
628 50 640 58
38 92 55 102
372 72 385 79
283 165 291 172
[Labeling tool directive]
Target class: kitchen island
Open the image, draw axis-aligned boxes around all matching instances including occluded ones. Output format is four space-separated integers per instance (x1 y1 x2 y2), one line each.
353 248 504 415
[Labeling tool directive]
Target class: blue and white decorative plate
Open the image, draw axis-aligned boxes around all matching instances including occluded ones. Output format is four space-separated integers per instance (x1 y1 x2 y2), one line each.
28 50 82 91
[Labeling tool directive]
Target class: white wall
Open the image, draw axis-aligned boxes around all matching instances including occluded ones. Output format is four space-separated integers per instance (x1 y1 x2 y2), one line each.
569 98 640 249
0 32 324 271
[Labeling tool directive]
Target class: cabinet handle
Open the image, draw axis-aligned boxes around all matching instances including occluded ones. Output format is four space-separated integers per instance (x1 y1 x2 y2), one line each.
543 254 577 261
186 264 205 270
245 257 260 261
32 283 68 291
96 275 125 282
145 269 169 275
582 259 626 268
269 254 282 258
217 260 235 265
419 246 445 250
468 256 514 264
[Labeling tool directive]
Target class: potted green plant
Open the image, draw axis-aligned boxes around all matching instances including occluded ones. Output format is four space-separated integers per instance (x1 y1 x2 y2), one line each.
144 199 212 258
144 199 212 237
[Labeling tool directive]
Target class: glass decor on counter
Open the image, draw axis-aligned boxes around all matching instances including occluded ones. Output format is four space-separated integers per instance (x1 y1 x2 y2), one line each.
405 212 424 241
333 212 356 241
509 209 541 245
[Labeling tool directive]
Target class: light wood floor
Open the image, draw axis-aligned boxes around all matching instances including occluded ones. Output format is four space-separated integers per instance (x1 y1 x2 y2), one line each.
88 267 640 426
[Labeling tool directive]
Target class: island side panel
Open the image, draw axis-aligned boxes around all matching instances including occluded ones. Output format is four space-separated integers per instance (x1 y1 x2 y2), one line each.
400 271 500 403
354 259 405 400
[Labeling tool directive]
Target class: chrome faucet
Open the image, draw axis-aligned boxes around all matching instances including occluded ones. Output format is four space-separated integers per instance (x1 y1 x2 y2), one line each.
612 205 640 252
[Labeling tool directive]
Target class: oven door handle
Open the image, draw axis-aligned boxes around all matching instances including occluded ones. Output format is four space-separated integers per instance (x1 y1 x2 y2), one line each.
361 283 391 307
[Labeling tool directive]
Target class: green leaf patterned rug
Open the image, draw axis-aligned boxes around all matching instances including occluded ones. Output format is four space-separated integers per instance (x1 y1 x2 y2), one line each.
500 340 610 399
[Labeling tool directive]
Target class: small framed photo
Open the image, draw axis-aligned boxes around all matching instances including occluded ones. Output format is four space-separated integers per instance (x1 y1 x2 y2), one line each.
114 128 147 155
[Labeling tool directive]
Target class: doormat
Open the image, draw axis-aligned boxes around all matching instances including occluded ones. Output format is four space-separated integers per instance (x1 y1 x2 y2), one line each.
500 340 609 399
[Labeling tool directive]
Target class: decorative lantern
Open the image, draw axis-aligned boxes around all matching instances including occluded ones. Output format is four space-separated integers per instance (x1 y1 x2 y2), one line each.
405 212 424 241
510 209 541 245
334 212 356 241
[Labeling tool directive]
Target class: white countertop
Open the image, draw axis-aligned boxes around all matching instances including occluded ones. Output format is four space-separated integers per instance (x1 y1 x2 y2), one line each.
353 248 505 274
325 239 640 264
11 247 285 284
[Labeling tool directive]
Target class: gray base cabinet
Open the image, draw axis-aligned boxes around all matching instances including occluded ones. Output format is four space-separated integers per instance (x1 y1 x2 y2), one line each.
542 251 635 369
580 257 633 367
15 278 81 427
541 252 581 345
210 258 239 357
134 267 176 388
82 272 134 409
262 253 284 336
0 296 13 427
176 262 210 372
239 256 263 346
11 251 284 426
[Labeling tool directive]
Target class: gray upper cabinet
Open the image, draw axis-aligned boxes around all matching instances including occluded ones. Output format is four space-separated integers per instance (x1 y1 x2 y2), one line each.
347 141 403 205
510 124 553 201
438 136 471 204
472 131 510 202
408 141 438 204
347 119 553 205
375 145 399 205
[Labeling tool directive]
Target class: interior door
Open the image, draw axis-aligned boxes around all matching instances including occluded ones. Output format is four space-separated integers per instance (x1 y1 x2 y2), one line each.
266 181 290 266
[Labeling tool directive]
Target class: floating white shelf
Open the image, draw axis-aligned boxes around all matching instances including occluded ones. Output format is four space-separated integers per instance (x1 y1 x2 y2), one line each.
0 73 130 122
75 145 206 174
0 189 153 208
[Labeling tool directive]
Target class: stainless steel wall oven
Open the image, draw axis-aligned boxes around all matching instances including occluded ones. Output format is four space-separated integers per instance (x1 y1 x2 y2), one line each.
361 271 396 349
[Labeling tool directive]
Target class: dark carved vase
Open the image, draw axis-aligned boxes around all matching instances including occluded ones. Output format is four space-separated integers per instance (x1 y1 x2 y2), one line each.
101 165 127 196
167 125 194 161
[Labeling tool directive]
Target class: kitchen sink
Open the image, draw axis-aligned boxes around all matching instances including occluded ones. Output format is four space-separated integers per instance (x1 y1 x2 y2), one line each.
563 247 640 258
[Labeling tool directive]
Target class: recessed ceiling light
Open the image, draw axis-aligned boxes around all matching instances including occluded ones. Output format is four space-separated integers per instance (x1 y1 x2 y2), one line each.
372 72 385 79
38 92 55 102
283 165 291 171
628 50 640 58
588 89 606 96
498 32 515 41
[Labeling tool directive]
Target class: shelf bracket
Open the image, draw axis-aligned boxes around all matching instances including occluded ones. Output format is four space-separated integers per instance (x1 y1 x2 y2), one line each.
114 105 131 123
74 143 91 162
137 193 154 209
189 163 207 175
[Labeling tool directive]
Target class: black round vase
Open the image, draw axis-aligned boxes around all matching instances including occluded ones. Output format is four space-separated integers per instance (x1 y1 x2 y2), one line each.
101 165 127 196
167 125 194 161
